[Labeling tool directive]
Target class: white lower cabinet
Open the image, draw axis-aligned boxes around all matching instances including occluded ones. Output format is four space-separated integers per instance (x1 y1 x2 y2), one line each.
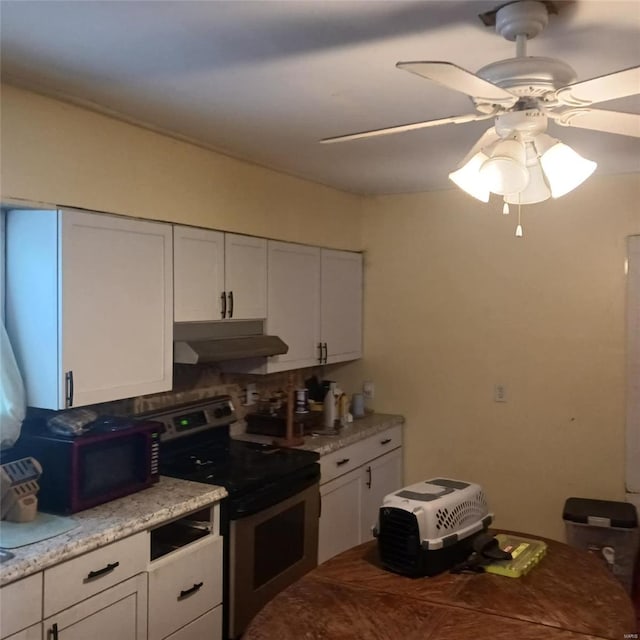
361 448 403 542
163 606 222 640
318 426 404 564
0 573 42 639
2 503 224 640
319 468 364 563
4 624 42 640
43 574 147 640
147 536 223 640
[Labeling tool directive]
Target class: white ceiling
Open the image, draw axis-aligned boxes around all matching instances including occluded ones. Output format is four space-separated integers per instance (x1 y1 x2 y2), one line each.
1 0 639 195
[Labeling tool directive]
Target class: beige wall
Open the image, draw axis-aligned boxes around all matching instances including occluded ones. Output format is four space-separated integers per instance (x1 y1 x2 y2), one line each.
337 173 639 541
0 85 363 249
3 84 639 541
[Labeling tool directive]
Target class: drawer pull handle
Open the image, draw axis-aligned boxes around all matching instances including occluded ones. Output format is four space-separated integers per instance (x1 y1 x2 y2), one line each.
85 561 119 581
49 623 59 640
366 465 372 489
336 458 350 466
179 582 204 599
380 438 392 445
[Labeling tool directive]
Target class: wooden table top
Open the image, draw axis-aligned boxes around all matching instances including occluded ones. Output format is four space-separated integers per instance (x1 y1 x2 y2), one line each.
244 533 637 640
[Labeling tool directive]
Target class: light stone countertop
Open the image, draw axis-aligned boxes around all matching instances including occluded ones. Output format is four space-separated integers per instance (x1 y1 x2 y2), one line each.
234 412 404 456
0 476 227 587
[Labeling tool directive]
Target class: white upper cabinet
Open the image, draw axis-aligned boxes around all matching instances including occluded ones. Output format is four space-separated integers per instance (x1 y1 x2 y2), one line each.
266 241 321 372
224 233 268 320
173 227 224 322
173 227 267 322
6 209 173 410
320 249 363 364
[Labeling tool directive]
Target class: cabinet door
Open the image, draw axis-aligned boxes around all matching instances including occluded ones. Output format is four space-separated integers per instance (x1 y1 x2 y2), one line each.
361 448 403 543
59 209 173 408
174 226 225 322
43 574 147 640
318 468 363 564
163 607 222 640
224 234 267 320
266 241 320 372
148 536 223 640
4 624 42 640
0 573 42 639
320 249 362 364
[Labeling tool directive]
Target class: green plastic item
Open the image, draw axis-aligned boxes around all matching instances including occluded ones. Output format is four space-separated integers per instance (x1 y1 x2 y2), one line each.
483 534 547 578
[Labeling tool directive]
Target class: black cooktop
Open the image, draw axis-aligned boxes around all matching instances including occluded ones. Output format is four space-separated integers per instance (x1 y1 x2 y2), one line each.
160 438 318 494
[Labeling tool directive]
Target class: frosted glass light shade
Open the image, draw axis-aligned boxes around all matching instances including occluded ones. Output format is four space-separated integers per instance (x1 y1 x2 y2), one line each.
540 142 597 198
504 161 551 204
479 138 529 195
448 152 490 202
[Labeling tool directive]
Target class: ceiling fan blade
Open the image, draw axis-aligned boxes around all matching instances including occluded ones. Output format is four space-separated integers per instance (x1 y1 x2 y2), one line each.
554 66 640 107
396 61 518 106
550 108 640 138
320 112 493 144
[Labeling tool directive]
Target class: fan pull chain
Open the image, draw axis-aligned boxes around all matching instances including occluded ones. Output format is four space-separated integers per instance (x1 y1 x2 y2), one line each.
502 200 510 215
515 201 523 237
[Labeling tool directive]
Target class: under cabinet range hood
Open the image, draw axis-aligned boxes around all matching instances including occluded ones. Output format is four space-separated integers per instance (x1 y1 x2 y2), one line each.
173 320 288 364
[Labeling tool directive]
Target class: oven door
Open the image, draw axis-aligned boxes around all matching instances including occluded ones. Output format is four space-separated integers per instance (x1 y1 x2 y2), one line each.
229 481 320 638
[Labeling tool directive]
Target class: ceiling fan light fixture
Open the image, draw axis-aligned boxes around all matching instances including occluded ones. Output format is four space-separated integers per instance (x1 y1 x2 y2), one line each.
448 152 491 202
539 141 597 198
478 138 529 195
504 160 551 204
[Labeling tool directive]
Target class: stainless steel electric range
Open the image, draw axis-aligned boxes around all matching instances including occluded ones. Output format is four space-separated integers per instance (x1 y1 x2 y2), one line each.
142 396 320 640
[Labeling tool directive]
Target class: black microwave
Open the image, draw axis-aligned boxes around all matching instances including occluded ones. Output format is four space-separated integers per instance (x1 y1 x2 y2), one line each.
11 420 160 514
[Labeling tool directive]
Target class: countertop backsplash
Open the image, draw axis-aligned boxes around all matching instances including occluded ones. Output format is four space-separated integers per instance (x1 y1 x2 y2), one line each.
23 363 352 435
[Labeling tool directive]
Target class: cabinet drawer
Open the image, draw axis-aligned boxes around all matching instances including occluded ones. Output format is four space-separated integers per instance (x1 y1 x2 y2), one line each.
164 606 222 640
319 426 403 485
319 441 367 484
148 536 223 640
0 573 43 639
358 426 403 464
43 531 148 617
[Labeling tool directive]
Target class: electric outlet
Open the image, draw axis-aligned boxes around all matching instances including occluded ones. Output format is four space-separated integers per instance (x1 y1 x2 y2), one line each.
494 384 507 403
363 381 375 400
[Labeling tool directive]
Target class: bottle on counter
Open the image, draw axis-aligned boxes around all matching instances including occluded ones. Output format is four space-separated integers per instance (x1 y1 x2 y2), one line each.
323 383 336 429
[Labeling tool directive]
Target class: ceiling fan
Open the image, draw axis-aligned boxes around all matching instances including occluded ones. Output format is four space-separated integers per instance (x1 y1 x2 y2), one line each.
321 0 640 208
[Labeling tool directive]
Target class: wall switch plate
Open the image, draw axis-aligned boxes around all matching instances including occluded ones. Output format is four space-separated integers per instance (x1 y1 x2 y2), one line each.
494 384 507 403
363 381 375 400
